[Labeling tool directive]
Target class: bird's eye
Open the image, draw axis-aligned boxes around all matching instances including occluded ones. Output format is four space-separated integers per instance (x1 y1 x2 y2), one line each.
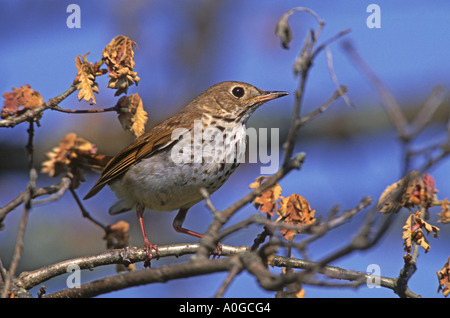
231 86 245 98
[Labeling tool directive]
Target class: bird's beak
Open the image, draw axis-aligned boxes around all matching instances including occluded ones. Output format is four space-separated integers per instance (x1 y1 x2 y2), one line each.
249 91 289 103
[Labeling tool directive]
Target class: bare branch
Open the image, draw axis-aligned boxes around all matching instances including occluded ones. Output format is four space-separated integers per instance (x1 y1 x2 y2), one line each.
325 46 353 107
342 40 409 140
194 154 306 260
69 187 109 233
18 243 248 291
214 263 243 298
49 104 118 114
0 177 72 228
297 86 348 128
270 256 421 298
410 85 446 138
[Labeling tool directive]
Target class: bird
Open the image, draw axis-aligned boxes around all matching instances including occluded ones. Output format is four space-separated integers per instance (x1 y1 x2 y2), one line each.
83 81 289 266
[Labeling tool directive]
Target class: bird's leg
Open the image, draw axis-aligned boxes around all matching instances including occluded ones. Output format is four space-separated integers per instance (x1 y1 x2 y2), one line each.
173 207 203 238
136 203 159 267
173 208 222 257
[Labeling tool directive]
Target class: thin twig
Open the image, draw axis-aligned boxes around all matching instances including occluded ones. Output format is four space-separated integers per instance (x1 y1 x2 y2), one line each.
50 104 118 114
194 154 306 260
410 86 446 138
315 172 414 272
325 45 353 107
270 255 420 298
218 196 371 243
214 263 243 298
0 258 7 284
31 177 72 206
297 86 348 128
2 121 37 298
342 40 409 140
250 214 273 251
199 187 219 215
0 178 72 226
283 28 349 167
417 144 450 173
69 187 109 233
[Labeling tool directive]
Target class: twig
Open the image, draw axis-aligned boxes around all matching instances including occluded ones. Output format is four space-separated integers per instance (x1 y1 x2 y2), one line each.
447 102 450 141
1 199 32 298
342 40 449 177
282 28 349 167
394 206 427 297
297 86 348 128
194 154 306 260
418 144 450 173
199 187 219 215
2 121 37 298
342 40 409 140
31 177 72 206
214 263 243 298
409 86 446 138
69 187 109 233
0 177 72 227
0 258 7 284
314 172 414 273
250 214 273 251
296 196 372 250
50 104 118 114
0 86 77 128
278 8 325 167
218 196 371 243
394 248 418 298
270 255 420 298
325 46 353 107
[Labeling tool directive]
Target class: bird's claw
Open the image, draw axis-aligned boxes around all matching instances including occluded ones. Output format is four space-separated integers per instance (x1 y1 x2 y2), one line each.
143 240 159 268
210 242 223 259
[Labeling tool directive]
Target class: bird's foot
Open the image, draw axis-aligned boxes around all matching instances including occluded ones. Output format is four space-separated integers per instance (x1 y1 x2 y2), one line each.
143 239 159 268
210 242 223 259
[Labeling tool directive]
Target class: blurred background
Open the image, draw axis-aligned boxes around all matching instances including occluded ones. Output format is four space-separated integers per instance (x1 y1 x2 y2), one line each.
1 0 449 298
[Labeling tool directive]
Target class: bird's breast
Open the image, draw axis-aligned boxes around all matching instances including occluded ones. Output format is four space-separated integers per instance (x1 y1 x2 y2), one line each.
109 123 247 212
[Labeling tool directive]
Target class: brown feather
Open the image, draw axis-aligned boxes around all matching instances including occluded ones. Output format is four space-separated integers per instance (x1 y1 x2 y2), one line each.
83 110 203 200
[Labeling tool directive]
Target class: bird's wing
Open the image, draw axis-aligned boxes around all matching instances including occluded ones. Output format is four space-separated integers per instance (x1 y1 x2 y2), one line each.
83 111 200 200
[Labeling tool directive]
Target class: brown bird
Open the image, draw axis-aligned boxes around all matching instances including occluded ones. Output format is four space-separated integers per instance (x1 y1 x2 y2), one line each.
84 81 288 265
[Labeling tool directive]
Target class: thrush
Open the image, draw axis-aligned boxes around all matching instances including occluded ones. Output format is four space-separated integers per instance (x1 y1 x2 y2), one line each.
84 81 288 265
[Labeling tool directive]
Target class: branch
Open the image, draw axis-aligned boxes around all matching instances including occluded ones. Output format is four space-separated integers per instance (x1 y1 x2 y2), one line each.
282 26 349 168
297 86 348 128
270 255 421 298
1 120 37 298
195 8 350 267
409 86 446 138
0 177 72 228
214 262 243 298
50 104 118 114
0 85 77 128
217 196 372 244
342 40 409 140
315 172 416 271
43 256 238 298
325 46 353 107
194 154 306 260
69 187 109 233
17 243 248 291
